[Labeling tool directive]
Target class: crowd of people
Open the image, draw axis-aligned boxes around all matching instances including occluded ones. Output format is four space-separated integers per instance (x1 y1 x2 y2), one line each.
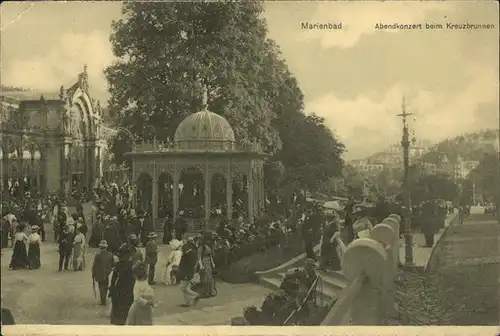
2 177 463 326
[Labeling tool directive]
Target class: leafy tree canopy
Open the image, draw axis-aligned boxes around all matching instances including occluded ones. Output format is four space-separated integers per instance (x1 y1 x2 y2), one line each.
462 152 499 205
106 1 282 154
410 172 459 205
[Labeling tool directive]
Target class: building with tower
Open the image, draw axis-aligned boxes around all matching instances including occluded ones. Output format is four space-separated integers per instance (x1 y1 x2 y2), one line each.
0 66 113 198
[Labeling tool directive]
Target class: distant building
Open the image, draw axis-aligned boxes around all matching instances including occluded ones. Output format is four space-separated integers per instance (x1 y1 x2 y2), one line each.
349 160 384 175
364 140 432 168
436 154 479 180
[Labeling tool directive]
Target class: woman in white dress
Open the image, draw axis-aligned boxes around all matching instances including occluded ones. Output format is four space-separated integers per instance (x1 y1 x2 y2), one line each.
72 227 86 271
27 225 42 269
126 261 155 325
162 239 183 285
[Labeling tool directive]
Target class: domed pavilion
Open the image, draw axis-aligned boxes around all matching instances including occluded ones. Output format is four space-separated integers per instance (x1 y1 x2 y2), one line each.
125 90 266 232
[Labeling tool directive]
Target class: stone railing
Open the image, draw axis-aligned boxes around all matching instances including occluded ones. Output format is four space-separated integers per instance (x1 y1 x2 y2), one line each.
321 214 401 325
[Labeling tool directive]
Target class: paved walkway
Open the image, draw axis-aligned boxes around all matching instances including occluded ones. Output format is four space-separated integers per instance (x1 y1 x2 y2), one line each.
398 211 457 268
1 242 270 325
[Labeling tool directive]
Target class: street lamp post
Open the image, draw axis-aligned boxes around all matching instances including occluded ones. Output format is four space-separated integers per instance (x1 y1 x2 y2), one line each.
397 96 414 266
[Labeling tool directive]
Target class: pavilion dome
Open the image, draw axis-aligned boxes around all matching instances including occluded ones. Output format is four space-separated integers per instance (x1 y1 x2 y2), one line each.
174 110 236 151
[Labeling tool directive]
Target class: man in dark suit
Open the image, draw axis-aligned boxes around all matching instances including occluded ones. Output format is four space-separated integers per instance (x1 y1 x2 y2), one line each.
58 225 74 271
92 240 115 306
139 212 154 247
145 232 158 285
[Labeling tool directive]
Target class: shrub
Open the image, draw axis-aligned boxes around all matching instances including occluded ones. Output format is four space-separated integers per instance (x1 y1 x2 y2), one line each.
218 233 309 283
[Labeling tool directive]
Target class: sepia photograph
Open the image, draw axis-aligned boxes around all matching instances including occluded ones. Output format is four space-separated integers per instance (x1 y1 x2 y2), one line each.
0 1 499 335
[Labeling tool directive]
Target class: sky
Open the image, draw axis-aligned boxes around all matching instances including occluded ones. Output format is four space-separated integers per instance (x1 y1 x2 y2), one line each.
1 1 499 160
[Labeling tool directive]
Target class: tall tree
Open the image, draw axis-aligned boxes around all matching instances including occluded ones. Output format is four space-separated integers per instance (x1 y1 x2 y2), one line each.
276 114 345 196
410 172 459 205
106 2 282 161
462 152 499 205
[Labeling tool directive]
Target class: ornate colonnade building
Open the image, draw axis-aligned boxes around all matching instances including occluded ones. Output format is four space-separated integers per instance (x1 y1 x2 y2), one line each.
126 93 266 231
0 67 114 197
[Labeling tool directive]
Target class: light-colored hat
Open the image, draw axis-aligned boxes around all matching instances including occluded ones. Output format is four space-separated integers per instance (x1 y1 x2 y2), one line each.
76 223 83 229
147 232 157 239
98 240 108 248
31 225 40 231
129 234 138 240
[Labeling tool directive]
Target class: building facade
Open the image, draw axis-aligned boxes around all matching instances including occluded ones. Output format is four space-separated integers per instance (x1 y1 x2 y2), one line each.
0 67 109 197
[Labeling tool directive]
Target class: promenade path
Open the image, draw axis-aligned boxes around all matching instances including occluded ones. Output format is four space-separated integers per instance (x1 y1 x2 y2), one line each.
1 243 270 325
398 211 457 269
430 212 499 325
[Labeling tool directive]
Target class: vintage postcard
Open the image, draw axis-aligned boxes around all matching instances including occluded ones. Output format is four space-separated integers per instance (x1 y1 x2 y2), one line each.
1 1 498 335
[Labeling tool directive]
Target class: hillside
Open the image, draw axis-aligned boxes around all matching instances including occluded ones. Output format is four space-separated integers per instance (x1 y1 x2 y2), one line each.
1 85 31 92
420 129 499 165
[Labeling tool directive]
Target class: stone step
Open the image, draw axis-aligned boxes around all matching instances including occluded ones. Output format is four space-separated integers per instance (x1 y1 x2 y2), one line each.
276 270 347 293
259 273 338 304
317 270 349 291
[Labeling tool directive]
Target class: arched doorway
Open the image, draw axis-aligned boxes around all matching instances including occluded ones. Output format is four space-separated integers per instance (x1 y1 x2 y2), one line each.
158 173 174 221
232 172 248 220
211 173 227 217
179 167 204 219
136 173 153 214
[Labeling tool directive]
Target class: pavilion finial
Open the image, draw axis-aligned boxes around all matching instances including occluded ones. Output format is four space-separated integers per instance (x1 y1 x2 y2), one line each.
201 85 208 110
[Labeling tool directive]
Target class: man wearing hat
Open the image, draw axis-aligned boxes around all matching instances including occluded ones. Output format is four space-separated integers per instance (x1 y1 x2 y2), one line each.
174 210 187 240
92 240 115 306
129 234 144 265
139 212 153 247
145 232 158 285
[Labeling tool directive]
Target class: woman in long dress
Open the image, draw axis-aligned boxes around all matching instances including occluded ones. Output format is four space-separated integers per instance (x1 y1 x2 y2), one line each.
72 227 86 271
9 222 29 270
27 225 42 269
197 232 217 298
162 239 183 285
109 244 135 325
126 261 155 325
319 223 337 271
88 214 103 248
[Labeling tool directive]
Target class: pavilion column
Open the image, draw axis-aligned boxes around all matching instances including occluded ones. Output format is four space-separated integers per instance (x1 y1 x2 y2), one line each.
173 174 179 222
260 169 265 216
204 172 211 229
247 172 254 221
30 154 36 192
152 170 158 231
226 171 233 221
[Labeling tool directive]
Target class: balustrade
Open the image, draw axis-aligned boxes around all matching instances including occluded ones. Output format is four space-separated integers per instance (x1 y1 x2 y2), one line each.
321 214 401 326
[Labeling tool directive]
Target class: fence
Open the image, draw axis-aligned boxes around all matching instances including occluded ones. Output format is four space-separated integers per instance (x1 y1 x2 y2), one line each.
320 214 401 325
